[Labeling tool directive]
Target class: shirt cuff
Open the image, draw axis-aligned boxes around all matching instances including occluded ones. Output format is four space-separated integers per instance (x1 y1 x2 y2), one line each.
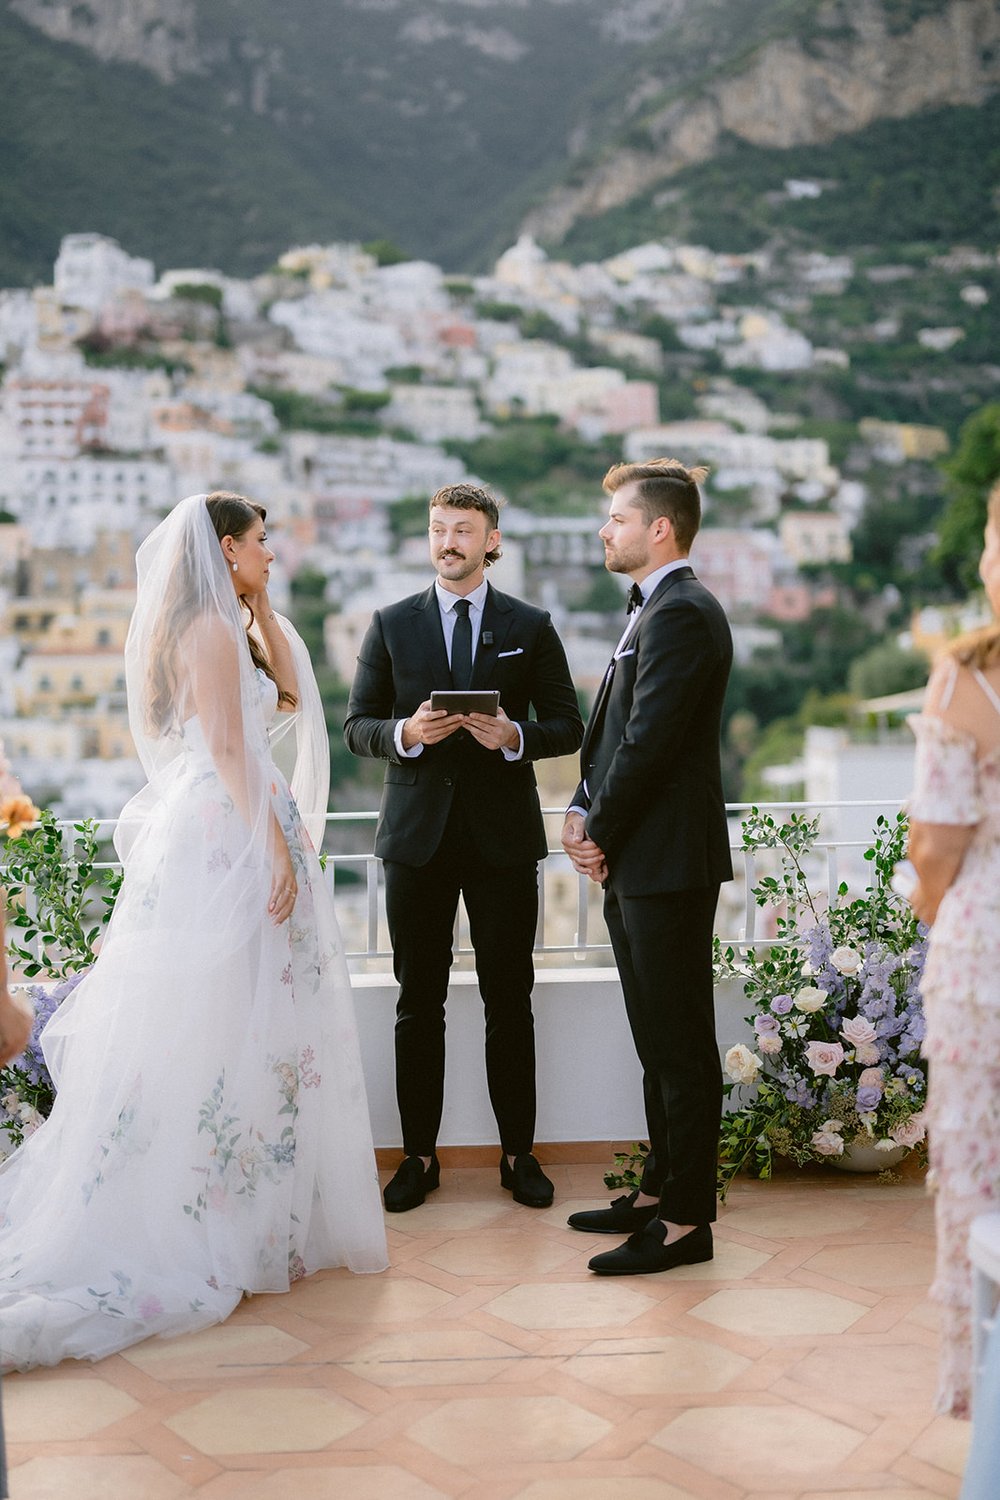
394 719 423 758
501 722 525 761
566 805 589 818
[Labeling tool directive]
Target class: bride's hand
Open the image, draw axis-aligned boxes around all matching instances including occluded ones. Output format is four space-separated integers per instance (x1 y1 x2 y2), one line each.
269 837 298 925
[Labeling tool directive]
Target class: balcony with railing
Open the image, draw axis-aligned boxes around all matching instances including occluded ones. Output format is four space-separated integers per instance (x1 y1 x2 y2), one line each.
3 794 972 1498
29 796 907 1155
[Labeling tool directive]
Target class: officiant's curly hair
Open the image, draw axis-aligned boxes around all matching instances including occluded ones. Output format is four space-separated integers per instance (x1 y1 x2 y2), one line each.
603 458 709 553
429 482 503 566
147 492 295 734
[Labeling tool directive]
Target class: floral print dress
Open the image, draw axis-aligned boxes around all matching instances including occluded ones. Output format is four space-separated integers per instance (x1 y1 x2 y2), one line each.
0 675 386 1371
910 678 1000 1417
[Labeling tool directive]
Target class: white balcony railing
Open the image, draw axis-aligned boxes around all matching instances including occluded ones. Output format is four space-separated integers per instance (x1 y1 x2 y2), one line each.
51 797 905 969
28 797 906 1148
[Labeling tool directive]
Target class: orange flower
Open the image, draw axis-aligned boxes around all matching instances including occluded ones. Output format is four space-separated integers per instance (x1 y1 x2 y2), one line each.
0 794 41 839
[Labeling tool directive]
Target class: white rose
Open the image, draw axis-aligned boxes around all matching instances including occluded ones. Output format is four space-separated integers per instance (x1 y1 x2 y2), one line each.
795 985 828 1013
830 945 863 976
855 1041 881 1066
874 1137 900 1152
725 1043 762 1085
819 1119 844 1133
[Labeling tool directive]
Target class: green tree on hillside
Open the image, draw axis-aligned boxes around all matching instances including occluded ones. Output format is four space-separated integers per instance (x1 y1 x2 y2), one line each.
934 403 1000 592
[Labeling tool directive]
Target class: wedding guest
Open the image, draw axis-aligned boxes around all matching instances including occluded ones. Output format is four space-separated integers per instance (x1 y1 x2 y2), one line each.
0 493 386 1371
907 478 1000 1416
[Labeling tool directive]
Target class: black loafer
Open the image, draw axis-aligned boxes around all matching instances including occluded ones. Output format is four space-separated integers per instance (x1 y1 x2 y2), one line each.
588 1220 713 1276
383 1154 440 1213
567 1188 659 1235
500 1152 554 1208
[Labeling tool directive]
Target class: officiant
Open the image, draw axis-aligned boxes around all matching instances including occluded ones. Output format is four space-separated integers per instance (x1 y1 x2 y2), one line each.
344 482 582 1214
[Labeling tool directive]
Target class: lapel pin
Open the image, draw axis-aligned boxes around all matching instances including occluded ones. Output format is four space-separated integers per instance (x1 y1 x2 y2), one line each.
482 631 494 646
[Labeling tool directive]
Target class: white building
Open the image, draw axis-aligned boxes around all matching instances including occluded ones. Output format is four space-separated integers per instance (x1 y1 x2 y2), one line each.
4 457 172 547
382 384 487 443
54 234 155 313
269 292 408 384
779 511 852 567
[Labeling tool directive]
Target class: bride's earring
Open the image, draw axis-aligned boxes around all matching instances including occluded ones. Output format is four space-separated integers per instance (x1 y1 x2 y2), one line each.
232 561 238 572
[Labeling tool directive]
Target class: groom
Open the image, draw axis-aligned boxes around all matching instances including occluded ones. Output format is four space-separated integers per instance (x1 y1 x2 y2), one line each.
562 458 733 1275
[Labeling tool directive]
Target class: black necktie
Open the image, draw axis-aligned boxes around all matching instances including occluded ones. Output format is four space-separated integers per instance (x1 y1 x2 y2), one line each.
451 599 473 689
627 583 644 614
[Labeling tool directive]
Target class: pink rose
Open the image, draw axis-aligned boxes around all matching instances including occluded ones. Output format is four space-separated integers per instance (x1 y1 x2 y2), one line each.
841 1016 877 1047
805 1040 845 1077
812 1128 845 1156
858 1067 884 1091
758 1033 783 1055
891 1112 926 1148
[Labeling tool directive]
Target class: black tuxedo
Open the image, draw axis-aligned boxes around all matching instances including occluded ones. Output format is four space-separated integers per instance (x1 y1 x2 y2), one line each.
345 581 583 1156
574 563 733 1223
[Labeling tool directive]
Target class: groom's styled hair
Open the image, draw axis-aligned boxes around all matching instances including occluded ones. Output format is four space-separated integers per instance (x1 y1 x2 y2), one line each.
603 458 709 554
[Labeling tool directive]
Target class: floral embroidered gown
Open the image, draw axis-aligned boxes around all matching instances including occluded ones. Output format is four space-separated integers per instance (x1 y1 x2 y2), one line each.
0 673 387 1371
910 668 1000 1418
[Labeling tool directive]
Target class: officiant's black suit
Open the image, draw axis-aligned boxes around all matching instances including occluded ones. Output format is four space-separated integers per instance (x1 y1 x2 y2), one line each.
344 583 583 1157
573 564 733 1224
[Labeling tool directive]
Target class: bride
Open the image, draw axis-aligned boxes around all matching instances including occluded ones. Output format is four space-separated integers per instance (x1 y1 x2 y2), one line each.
0 492 387 1370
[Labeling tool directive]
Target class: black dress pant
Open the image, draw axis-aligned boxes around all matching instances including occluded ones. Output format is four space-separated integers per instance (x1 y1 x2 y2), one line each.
383 802 539 1158
603 880 722 1225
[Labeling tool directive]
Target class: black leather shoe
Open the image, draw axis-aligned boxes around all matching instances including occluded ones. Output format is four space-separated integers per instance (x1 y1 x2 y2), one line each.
567 1188 659 1236
383 1155 440 1212
588 1220 713 1276
500 1152 554 1208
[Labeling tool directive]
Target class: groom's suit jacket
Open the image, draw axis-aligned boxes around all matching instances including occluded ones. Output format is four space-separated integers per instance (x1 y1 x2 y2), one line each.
345 582 583 868
572 564 733 896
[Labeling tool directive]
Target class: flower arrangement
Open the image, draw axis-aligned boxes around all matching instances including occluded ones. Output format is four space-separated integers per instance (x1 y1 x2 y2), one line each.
717 807 928 1196
1 810 121 1155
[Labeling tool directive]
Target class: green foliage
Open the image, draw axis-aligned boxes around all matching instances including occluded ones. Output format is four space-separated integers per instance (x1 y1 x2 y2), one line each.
1 813 122 978
362 239 408 267
171 281 223 308
447 418 614 499
561 96 1000 264
847 640 929 700
338 387 390 414
474 300 522 322
78 336 191 376
934 403 1000 592
385 365 424 384
603 1141 649 1192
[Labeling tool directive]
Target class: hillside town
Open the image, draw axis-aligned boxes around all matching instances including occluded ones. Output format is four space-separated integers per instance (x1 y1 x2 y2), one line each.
0 228 983 822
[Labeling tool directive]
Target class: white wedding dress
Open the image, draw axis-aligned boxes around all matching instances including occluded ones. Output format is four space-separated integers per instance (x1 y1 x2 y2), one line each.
0 600 387 1369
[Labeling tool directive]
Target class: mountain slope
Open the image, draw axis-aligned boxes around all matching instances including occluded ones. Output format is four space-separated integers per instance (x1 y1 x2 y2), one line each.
523 0 1000 246
1 0 998 285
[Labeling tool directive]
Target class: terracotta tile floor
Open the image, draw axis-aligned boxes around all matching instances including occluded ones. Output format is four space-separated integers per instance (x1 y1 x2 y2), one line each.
4 1160 972 1499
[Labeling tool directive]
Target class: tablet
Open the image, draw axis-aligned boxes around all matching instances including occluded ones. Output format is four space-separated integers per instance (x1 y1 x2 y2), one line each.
430 690 500 716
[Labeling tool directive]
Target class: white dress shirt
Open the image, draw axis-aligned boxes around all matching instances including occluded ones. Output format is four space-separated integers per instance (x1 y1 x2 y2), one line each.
394 579 523 759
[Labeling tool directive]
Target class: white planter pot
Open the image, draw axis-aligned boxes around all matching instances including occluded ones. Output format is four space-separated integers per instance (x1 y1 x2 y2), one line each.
834 1140 907 1173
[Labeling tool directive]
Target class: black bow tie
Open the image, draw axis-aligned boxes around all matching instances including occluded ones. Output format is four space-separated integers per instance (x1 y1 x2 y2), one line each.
626 584 644 614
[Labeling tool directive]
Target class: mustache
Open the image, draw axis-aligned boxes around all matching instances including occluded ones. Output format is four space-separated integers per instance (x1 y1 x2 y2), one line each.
439 550 466 560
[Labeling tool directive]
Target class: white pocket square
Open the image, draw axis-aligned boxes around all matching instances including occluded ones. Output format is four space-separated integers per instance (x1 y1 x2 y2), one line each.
498 648 524 657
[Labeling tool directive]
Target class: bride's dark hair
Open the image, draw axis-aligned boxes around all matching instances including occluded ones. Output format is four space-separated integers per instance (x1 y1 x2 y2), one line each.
146 491 293 733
